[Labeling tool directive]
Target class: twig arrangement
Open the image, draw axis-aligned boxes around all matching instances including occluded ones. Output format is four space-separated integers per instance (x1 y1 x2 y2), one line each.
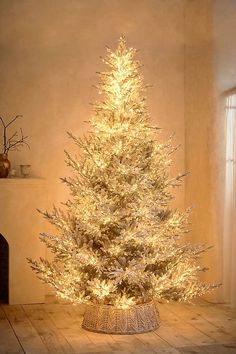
0 115 29 154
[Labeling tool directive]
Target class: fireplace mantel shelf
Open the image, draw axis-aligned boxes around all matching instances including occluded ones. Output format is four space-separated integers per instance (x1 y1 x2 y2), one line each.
0 178 45 185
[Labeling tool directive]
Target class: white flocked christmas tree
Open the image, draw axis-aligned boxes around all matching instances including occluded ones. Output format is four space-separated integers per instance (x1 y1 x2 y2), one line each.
28 36 216 310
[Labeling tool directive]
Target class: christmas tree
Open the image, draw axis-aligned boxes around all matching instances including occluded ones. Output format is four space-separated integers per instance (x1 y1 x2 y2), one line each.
28 37 215 310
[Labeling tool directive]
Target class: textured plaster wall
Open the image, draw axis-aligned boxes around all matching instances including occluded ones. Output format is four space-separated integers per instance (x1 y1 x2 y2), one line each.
184 0 236 301
0 0 185 300
0 0 185 202
1 0 234 304
213 0 236 92
0 179 45 304
184 0 220 297
212 0 236 302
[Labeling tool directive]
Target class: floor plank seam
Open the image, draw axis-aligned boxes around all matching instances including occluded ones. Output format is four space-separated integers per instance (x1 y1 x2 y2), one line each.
1 304 26 354
1 302 235 354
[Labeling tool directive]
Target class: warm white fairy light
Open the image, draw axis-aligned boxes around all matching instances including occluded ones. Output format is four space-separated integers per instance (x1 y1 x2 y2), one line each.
88 279 117 300
28 36 217 307
115 294 136 309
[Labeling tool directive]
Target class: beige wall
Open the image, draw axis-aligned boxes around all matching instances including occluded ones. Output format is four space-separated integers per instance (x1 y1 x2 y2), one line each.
213 0 236 92
212 0 236 302
0 0 185 205
184 0 220 296
184 0 236 301
0 179 46 304
0 0 185 300
2 0 234 303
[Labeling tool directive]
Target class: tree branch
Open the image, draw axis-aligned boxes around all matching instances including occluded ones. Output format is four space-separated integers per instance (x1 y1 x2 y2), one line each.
0 117 7 153
5 115 22 128
5 127 29 153
0 116 6 128
1 115 29 154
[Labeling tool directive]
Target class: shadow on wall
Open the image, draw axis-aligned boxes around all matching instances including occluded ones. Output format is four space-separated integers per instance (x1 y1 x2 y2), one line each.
0 234 9 304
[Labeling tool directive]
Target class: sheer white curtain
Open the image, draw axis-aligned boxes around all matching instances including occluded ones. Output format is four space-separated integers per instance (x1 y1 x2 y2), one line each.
223 93 236 307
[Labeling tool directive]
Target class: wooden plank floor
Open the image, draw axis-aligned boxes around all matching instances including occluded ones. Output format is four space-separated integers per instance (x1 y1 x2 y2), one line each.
0 300 236 354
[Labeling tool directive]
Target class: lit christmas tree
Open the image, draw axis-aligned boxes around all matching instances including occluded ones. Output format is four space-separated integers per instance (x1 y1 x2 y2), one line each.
28 37 216 333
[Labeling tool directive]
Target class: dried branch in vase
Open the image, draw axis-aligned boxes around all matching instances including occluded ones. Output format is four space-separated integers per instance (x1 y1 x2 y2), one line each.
0 115 29 154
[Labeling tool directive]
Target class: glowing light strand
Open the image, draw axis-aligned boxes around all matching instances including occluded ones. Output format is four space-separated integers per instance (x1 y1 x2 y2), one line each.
28 36 217 308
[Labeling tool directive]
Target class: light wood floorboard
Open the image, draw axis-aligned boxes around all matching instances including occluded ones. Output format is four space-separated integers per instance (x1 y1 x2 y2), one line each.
0 301 235 354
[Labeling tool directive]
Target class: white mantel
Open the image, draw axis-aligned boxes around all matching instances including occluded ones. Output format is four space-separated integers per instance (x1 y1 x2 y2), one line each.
0 178 46 304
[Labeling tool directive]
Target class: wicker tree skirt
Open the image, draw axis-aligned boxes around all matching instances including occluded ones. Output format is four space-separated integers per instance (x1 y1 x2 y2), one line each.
82 300 159 334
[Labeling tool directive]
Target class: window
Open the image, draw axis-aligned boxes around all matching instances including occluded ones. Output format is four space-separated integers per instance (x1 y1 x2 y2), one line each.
223 92 236 307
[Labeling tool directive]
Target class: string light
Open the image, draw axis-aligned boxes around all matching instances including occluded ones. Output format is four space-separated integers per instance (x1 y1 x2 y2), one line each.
28 36 217 307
